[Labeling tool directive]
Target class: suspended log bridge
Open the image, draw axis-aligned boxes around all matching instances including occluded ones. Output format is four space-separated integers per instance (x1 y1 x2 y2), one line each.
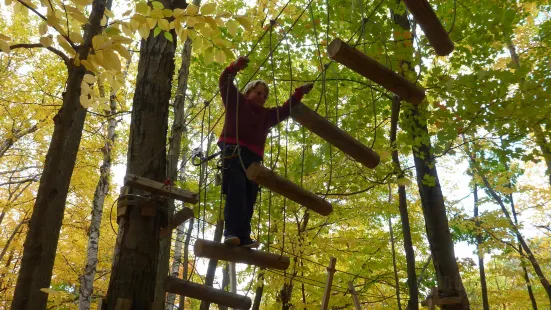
327 38 425 105
403 0 454 56
290 102 380 169
124 173 199 204
246 163 333 216
164 276 252 309
159 207 194 238
194 239 290 270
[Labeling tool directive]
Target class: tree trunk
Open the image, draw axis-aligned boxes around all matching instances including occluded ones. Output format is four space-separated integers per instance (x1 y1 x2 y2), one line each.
179 216 194 309
219 262 230 310
11 0 107 308
105 0 177 307
165 221 185 310
473 184 490 310
199 220 224 310
389 217 402 310
391 5 468 308
155 0 199 305
390 96 418 309
252 270 265 310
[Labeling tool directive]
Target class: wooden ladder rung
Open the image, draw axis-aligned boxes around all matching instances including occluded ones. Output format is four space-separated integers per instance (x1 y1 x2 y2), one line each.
164 276 252 309
194 239 290 270
124 174 199 204
327 38 425 105
291 102 380 169
246 163 333 216
403 0 454 56
160 207 194 238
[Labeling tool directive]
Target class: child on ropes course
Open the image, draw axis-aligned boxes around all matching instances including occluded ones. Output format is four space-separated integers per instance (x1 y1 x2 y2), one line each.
218 56 314 248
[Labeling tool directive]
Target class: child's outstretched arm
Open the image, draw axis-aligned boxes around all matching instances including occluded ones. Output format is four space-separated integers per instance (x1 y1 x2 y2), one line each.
266 83 314 127
219 56 249 107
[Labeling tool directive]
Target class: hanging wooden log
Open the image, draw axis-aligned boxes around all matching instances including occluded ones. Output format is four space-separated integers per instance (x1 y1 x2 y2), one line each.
246 163 333 216
348 281 361 310
124 173 199 204
159 207 194 238
290 102 380 169
327 38 425 105
164 276 252 309
402 0 454 56
194 239 290 270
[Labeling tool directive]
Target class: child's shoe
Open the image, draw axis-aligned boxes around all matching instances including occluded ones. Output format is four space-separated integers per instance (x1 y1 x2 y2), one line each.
241 238 260 249
224 235 240 245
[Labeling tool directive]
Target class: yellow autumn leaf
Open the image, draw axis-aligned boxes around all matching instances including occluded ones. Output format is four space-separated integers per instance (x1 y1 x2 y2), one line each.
179 29 188 42
216 11 231 18
226 20 238 37
69 31 84 44
40 35 53 47
185 4 198 15
162 9 172 18
213 37 231 48
215 48 226 63
215 17 224 27
0 34 10 41
186 17 199 27
80 94 92 108
236 16 253 29
104 8 114 18
100 15 107 26
0 40 10 53
83 74 97 84
203 46 214 64
40 288 61 295
57 35 76 56
200 3 216 15
39 22 48 36
136 2 150 15
80 81 91 94
103 50 121 72
91 35 105 50
121 23 133 37
69 11 89 24
132 14 147 24
149 8 164 19
173 8 185 18
112 44 132 60
158 19 169 31
138 23 150 39
146 18 158 29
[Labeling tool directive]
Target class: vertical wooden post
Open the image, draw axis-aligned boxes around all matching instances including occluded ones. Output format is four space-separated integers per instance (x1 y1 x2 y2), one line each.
321 257 337 310
229 262 238 310
348 281 361 310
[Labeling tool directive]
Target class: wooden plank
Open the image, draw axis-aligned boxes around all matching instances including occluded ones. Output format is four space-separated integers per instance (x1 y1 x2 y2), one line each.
160 207 194 238
246 163 333 216
163 276 252 309
348 281 361 310
321 257 337 310
291 102 380 169
403 0 454 56
124 173 199 204
327 38 425 105
194 239 290 270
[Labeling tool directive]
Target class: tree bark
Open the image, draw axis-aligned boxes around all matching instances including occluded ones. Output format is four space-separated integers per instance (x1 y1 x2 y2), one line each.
219 262 230 310
391 4 468 308
155 0 198 305
0 123 40 158
252 270 265 310
473 184 490 310
179 216 194 309
10 0 107 308
390 96 418 309
105 0 177 307
389 217 402 310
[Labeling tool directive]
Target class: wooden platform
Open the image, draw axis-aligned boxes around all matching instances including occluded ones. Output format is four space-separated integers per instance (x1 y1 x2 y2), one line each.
290 102 380 169
403 0 454 56
194 239 290 270
246 163 333 216
327 38 425 105
164 276 252 309
421 287 463 309
124 173 199 204
159 207 194 238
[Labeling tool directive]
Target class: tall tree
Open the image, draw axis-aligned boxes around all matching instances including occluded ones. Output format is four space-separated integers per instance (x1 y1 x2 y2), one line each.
10 0 108 308
473 183 490 310
105 0 177 307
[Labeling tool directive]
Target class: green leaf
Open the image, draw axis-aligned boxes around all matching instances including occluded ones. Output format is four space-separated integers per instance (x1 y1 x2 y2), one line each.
153 26 162 37
151 1 164 9
164 31 173 42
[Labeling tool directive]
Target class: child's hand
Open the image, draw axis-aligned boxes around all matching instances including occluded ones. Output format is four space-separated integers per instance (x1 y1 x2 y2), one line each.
232 56 249 71
298 83 314 95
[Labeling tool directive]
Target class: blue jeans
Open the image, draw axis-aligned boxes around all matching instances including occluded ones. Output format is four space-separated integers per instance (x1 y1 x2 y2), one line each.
219 143 262 239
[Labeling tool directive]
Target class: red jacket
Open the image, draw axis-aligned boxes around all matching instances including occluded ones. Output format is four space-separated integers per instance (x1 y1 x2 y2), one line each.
218 64 304 157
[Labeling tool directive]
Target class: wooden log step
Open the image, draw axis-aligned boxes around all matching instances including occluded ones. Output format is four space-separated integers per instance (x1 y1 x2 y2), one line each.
327 38 425 105
194 239 290 270
159 207 194 238
124 173 199 204
246 163 333 216
403 0 454 56
164 276 252 309
290 102 380 169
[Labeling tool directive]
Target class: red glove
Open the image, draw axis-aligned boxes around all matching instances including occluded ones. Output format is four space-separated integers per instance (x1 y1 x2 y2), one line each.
293 83 314 101
229 56 249 72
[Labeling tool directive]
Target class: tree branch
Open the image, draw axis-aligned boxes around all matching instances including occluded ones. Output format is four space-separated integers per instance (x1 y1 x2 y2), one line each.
9 43 69 67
